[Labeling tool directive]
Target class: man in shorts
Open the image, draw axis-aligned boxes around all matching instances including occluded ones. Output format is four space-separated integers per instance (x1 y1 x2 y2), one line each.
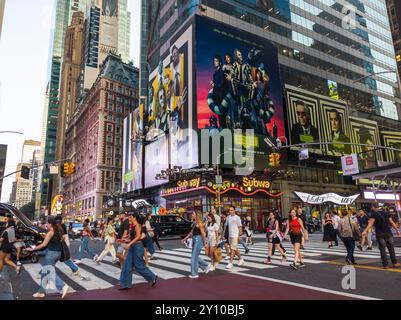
226 206 244 269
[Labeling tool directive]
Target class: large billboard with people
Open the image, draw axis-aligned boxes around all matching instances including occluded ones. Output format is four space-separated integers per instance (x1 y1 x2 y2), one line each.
195 16 285 170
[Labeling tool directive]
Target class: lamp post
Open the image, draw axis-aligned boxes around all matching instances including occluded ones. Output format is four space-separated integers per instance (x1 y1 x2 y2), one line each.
216 151 231 216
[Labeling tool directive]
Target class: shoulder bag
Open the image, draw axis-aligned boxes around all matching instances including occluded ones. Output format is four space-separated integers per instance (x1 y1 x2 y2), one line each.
348 217 360 242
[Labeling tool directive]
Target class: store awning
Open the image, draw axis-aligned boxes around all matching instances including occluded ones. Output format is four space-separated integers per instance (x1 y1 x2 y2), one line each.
161 186 283 198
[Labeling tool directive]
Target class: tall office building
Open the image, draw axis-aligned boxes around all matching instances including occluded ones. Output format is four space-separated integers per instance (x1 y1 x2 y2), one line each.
386 0 401 81
0 0 5 40
40 0 92 212
0 144 7 200
135 0 401 223
54 11 86 195
79 0 131 97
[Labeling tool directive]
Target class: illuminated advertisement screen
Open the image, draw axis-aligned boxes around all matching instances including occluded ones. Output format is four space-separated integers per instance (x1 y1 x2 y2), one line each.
144 135 169 189
195 16 285 170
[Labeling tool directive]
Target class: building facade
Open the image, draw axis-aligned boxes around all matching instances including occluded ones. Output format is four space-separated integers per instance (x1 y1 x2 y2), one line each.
0 0 5 40
386 0 401 80
0 144 7 200
54 11 86 195
133 0 401 226
63 54 138 220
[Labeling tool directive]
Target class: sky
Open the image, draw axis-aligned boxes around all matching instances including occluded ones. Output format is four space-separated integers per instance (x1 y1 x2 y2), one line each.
0 0 141 202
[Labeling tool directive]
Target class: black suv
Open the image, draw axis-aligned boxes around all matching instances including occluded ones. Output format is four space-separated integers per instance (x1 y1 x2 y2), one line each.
153 215 192 237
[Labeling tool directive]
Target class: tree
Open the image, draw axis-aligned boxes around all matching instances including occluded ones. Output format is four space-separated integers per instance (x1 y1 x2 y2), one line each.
19 201 35 220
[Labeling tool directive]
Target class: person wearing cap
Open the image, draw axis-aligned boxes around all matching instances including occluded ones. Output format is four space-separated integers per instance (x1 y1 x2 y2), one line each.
363 204 401 269
54 215 80 276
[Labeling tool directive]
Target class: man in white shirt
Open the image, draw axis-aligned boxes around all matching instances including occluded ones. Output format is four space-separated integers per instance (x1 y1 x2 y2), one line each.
332 211 341 246
226 206 244 269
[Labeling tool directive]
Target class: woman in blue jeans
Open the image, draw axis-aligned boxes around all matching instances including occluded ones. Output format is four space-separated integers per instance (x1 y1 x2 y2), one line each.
27 217 70 299
182 212 210 279
119 213 157 290
75 219 98 263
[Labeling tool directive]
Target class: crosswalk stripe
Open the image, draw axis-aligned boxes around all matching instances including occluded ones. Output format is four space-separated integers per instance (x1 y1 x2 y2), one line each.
158 249 253 271
237 246 322 257
168 249 274 269
101 256 185 280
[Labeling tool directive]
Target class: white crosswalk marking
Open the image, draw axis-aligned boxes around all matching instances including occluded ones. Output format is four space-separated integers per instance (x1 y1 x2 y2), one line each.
20 238 399 296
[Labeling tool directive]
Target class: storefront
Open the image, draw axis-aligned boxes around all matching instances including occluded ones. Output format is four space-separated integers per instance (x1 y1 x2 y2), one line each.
160 176 283 231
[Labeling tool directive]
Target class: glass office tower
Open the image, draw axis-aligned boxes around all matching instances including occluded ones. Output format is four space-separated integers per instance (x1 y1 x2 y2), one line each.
143 0 400 120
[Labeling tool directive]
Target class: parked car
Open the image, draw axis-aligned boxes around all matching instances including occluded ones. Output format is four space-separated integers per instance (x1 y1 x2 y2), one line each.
69 222 84 239
153 215 192 237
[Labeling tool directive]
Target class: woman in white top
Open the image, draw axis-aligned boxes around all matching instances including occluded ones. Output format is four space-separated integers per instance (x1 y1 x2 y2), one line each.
205 213 219 272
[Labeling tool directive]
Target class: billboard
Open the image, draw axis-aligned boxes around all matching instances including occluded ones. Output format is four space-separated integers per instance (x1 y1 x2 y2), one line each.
381 131 401 163
102 0 118 17
286 85 352 156
349 117 382 170
144 135 169 189
132 104 144 190
195 16 285 170
122 113 133 192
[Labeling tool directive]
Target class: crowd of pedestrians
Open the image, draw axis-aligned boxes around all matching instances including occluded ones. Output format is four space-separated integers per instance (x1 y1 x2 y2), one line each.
2 202 400 299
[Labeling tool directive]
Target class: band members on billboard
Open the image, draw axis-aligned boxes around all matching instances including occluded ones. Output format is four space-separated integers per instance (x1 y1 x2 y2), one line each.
290 100 319 144
328 109 351 154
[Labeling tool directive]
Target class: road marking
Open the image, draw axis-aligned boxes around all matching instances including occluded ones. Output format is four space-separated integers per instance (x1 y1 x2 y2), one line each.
324 261 401 273
236 273 381 300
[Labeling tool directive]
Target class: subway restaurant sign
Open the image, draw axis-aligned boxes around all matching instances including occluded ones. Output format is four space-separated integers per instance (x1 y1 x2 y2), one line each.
294 192 360 205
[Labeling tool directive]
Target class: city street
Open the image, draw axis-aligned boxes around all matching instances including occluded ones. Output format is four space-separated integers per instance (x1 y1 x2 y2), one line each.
1 233 401 300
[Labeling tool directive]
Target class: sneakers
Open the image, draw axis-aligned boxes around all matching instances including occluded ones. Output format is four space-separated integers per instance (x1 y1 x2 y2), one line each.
245 249 250 254
33 292 45 299
289 263 298 270
204 264 212 274
62 285 69 299
93 255 99 261
151 275 158 287
238 258 244 266
188 275 199 279
357 245 363 251
209 265 216 272
226 263 233 269
74 260 82 264
16 261 22 266
298 262 306 268
264 258 272 264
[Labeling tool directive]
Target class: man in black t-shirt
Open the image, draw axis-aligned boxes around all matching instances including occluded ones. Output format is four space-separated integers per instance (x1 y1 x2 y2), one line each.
116 213 130 269
363 205 401 269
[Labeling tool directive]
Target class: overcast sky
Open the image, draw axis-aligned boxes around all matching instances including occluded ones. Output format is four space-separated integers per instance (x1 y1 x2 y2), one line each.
0 0 141 202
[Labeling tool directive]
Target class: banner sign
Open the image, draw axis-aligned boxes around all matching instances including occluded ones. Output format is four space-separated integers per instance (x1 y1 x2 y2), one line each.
294 192 360 205
132 199 152 209
341 154 360 176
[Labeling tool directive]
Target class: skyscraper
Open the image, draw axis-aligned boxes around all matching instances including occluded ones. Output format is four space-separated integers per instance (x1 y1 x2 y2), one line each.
386 0 401 81
0 0 5 40
0 144 7 200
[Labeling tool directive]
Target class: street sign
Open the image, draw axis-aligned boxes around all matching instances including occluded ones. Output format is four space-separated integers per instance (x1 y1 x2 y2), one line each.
341 154 359 176
298 148 309 160
49 165 59 174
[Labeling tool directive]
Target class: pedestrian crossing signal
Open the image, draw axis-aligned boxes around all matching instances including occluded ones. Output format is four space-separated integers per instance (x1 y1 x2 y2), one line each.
269 153 281 167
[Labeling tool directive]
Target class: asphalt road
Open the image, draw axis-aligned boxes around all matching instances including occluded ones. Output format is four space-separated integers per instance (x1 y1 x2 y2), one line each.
1 233 401 300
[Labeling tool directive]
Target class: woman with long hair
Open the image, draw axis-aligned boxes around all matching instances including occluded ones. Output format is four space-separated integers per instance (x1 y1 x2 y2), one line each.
26 217 70 299
119 213 157 290
96 217 117 264
265 212 286 264
205 213 219 272
75 218 97 263
0 218 21 277
244 216 254 245
283 209 306 270
182 211 210 278
323 212 336 248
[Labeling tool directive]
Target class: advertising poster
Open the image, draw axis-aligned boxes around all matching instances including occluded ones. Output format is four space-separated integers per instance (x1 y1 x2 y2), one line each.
132 103 144 191
286 85 322 153
195 16 285 170
147 23 198 171
320 98 351 156
122 113 133 192
381 131 401 163
327 80 339 100
145 135 169 189
349 117 382 170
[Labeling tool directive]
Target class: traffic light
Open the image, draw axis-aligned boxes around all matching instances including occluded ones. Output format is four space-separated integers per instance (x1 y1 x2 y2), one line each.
69 163 76 174
268 152 281 167
21 166 30 179
61 163 69 177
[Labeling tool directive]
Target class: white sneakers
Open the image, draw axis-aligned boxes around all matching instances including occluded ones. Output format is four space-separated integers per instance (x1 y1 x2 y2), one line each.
93 255 99 261
62 285 70 299
226 263 233 269
16 261 22 266
238 258 244 266
33 292 45 298
188 275 199 279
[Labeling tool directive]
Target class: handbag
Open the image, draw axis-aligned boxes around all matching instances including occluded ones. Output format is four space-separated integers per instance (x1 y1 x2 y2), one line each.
214 247 223 262
348 217 360 242
60 239 71 262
